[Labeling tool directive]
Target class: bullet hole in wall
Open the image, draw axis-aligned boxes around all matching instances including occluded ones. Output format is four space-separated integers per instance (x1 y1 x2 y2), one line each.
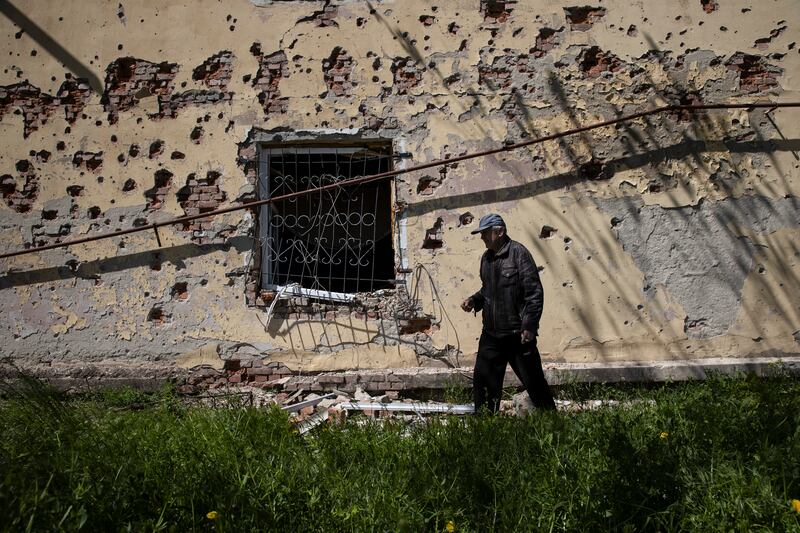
171 282 189 300
539 225 558 239
148 139 164 158
122 178 137 192
459 212 474 226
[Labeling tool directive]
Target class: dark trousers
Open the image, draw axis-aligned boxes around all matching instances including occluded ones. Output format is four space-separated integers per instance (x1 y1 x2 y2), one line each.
473 332 556 414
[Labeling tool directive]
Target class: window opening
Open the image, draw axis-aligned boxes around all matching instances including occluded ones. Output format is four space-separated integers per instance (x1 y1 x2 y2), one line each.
258 145 395 298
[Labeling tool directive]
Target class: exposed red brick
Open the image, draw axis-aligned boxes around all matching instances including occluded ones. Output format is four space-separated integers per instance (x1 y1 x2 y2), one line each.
391 57 424 95
236 133 259 197
252 50 289 115
171 281 189 300
322 47 355 97
700 0 717 13
479 53 535 90
142 51 237 119
58 76 92 124
147 306 168 325
564 6 607 31
102 57 179 123
531 27 563 58
144 169 174 210
480 0 517 23
0 76 91 138
1 159 39 213
177 171 228 244
234 129 272 303
156 90 234 119
578 46 622 78
725 52 782 93
192 50 235 89
72 151 104 172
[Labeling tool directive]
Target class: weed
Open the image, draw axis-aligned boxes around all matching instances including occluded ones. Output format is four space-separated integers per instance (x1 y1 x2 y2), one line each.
1 374 799 531
442 376 472 404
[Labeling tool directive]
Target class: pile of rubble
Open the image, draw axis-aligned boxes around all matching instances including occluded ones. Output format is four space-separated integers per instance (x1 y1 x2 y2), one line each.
183 385 651 435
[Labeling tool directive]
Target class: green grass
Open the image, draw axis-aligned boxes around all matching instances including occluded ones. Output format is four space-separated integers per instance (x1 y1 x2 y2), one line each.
2 373 800 532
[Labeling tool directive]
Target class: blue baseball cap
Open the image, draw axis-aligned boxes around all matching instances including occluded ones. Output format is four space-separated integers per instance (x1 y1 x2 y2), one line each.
470 213 506 234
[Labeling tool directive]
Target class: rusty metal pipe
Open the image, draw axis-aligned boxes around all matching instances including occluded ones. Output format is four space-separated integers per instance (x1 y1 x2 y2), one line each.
1 101 798 261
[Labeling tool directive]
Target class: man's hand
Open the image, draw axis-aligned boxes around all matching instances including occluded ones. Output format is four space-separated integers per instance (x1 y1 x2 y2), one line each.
461 297 474 312
520 330 534 343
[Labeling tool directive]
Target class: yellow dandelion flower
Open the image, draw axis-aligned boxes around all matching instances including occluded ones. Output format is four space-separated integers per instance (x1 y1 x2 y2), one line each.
446 520 455 532
659 432 669 440
791 499 800 513
207 511 220 520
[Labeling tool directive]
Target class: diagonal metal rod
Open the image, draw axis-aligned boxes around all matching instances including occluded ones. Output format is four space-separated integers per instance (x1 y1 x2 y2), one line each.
1 101 799 261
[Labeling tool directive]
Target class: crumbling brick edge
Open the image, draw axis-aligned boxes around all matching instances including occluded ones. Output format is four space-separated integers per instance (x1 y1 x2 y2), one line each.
6 355 800 394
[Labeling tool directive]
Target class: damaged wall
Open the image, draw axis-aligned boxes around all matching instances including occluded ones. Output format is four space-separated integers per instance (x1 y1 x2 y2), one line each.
0 0 798 388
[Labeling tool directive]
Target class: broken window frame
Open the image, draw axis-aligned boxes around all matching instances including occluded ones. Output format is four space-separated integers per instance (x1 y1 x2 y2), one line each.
256 142 398 303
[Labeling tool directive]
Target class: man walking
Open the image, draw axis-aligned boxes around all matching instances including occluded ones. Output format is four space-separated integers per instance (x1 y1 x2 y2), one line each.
461 214 556 414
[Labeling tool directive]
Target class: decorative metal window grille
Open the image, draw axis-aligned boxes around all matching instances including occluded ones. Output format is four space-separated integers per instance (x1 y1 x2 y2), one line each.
258 145 396 299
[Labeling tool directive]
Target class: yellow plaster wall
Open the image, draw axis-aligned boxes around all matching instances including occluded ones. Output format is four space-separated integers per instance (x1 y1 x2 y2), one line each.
0 0 798 372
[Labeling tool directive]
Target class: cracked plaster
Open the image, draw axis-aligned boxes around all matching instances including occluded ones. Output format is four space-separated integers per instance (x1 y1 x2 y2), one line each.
0 0 799 383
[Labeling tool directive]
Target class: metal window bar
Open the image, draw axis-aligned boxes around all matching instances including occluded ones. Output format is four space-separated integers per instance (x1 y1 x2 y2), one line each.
259 146 395 300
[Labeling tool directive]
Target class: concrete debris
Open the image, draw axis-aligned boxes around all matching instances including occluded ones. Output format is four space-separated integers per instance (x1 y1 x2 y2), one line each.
514 392 654 415
282 392 335 413
179 385 666 437
295 409 329 434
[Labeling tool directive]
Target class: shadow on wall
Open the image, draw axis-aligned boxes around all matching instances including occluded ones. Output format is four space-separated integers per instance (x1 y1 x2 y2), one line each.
405 138 800 219
395 22 800 356
258 264 463 368
1 7 798 365
0 1 103 93
0 237 253 290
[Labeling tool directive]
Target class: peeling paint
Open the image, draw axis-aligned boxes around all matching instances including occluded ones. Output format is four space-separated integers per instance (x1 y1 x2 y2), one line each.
0 0 798 385
50 302 87 335
597 195 800 339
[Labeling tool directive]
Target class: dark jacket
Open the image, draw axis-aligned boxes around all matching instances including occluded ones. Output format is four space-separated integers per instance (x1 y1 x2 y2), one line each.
470 238 544 337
